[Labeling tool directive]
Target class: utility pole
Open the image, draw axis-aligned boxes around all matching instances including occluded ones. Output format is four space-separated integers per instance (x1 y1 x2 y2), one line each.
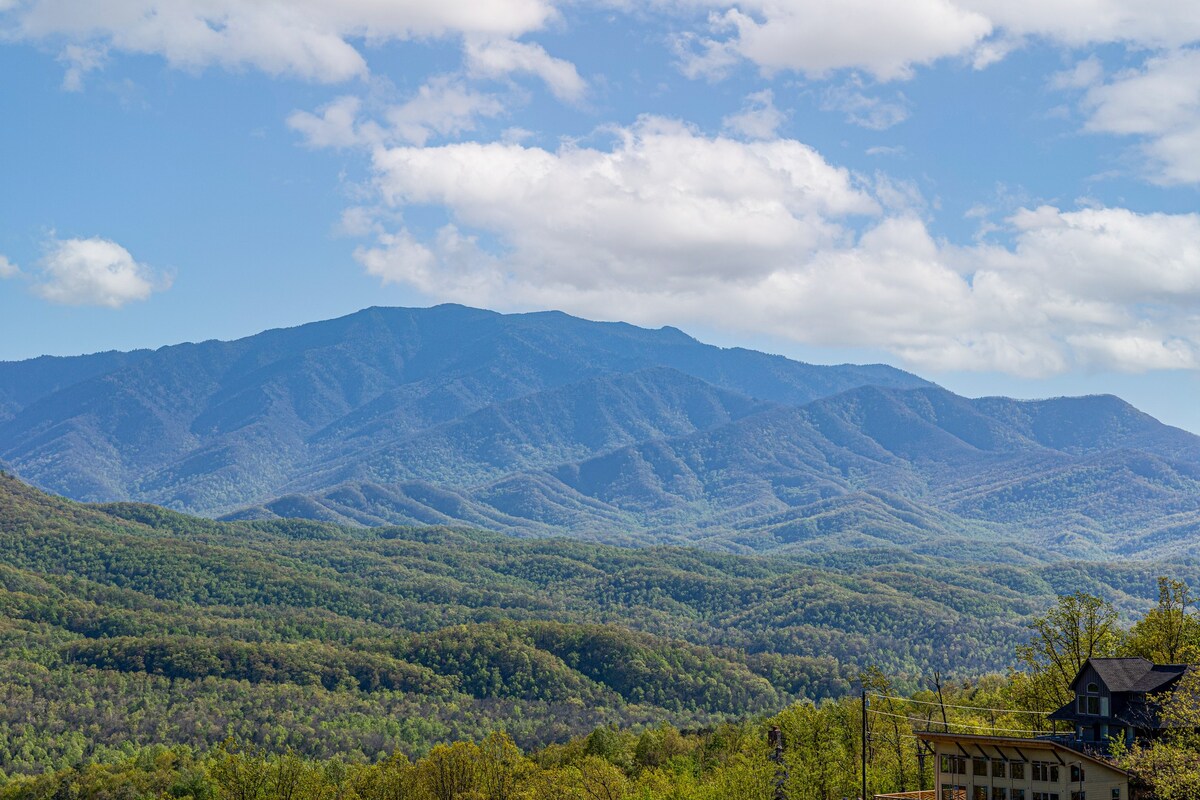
861 688 869 800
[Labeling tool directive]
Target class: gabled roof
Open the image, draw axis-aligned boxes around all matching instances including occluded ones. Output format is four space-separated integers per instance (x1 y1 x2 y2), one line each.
916 732 1128 776
1071 658 1190 693
1128 664 1192 692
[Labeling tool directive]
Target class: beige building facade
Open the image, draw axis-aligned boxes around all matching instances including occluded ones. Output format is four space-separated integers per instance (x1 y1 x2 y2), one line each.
919 733 1129 800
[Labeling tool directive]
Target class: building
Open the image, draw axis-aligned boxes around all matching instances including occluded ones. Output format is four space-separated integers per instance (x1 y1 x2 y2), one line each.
1047 657 1192 752
917 657 1197 800
919 732 1128 800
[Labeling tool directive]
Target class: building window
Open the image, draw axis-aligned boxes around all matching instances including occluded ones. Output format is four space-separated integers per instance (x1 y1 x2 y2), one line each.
993 760 1007 778
974 757 988 776
1032 762 1061 783
1011 762 1026 780
1070 765 1085 782
993 789 1008 800
942 755 969 775
974 787 987 800
1013 791 1026 800
1078 682 1102 715
1111 790 1120 800
1071 793 1086 800
942 784 966 800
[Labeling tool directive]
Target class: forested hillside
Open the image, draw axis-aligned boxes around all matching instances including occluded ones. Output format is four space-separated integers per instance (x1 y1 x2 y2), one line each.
0 472 1195 777
5 570 1200 799
235 382 1200 560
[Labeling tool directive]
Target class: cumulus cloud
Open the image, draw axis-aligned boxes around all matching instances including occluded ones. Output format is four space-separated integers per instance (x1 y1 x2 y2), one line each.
671 0 1200 82
33 237 169 308
7 0 559 83
368 116 877 289
11 0 1200 94
1078 48 1200 185
341 119 1200 376
465 38 586 103
675 0 992 81
963 0 1200 50
722 90 785 139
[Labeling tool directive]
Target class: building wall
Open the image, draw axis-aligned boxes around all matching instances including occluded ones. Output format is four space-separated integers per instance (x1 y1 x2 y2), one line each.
932 741 1127 800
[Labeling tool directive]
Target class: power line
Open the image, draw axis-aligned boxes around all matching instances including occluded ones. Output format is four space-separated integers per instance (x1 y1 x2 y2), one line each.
866 708 1056 736
868 692 1052 716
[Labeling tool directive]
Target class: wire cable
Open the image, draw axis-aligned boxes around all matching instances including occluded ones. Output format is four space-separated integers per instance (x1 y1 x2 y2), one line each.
868 692 1053 716
866 708 1057 736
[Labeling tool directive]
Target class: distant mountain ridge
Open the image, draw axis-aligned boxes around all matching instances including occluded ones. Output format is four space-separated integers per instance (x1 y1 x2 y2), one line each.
3 304 1199 559
0 304 926 507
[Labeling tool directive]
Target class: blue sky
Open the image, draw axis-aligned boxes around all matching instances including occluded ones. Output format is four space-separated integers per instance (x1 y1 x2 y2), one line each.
2 1 1200 430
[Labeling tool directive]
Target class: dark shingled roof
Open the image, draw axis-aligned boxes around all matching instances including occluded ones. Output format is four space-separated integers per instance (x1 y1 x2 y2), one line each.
1072 658 1190 693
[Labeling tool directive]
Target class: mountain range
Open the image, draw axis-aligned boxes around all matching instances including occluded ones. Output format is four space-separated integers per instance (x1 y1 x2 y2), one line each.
3 304 1199 560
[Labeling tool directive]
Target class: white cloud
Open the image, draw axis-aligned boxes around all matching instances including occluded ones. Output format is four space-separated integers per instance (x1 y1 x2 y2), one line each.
962 0 1200 50
969 34 1021 70
1079 48 1200 185
465 38 586 103
288 79 505 149
669 0 1200 82
8 0 559 83
721 89 785 140
1049 56 1103 91
821 82 911 130
0 254 18 278
33 237 169 307
384 78 505 146
369 116 877 288
56 43 106 91
337 206 382 237
12 0 1200 95
288 96 366 149
355 228 438 286
342 119 1200 376
675 0 992 81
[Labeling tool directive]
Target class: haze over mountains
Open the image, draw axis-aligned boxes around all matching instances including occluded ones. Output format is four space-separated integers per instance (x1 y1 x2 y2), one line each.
3 304 1199 561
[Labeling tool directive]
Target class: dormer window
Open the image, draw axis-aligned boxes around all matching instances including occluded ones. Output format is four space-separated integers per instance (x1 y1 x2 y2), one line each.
1076 682 1108 716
